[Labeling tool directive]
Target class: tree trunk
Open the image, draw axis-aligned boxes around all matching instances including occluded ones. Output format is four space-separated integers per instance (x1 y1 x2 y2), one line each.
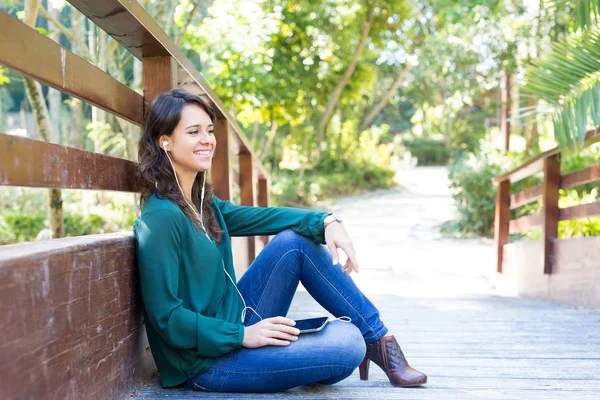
250 121 259 148
315 1 378 150
175 0 200 45
360 42 415 130
524 96 539 153
298 130 311 182
259 113 277 160
510 72 521 136
360 64 410 130
500 71 510 154
48 5 62 143
24 0 64 239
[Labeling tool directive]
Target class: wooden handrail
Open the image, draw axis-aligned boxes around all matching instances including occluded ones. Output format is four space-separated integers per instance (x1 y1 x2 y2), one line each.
0 133 141 192
510 184 543 209
0 11 143 125
493 128 600 275
561 164 600 189
509 213 543 235
492 128 600 185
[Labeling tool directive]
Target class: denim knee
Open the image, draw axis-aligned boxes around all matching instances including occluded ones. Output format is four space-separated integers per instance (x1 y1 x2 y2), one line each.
338 322 367 368
272 228 310 247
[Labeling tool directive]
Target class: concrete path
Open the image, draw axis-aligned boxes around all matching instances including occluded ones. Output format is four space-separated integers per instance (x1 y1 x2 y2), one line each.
134 167 600 399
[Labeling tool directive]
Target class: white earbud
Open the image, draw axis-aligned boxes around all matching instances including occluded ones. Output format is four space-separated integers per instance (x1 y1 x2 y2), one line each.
162 141 168 150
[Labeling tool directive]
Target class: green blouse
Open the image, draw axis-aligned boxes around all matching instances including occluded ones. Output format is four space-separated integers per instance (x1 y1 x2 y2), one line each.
133 193 328 387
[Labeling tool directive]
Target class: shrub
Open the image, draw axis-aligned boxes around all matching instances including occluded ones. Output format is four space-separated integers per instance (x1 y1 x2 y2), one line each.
1 211 109 244
403 138 450 166
446 152 503 237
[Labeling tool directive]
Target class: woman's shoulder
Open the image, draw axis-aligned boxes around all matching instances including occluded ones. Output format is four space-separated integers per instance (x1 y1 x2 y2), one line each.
135 194 186 229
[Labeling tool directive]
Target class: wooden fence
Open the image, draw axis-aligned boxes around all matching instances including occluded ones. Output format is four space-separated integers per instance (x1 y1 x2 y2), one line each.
0 1 270 399
493 129 600 307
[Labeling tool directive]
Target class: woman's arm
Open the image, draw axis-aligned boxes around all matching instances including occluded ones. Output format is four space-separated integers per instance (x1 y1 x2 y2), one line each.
135 209 244 358
213 195 329 243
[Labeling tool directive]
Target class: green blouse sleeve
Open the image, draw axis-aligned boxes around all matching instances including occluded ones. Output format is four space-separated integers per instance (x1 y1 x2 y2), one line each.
212 195 329 244
135 209 244 357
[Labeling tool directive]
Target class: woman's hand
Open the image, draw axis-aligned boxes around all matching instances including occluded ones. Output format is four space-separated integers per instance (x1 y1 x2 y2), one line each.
242 317 300 348
324 222 359 275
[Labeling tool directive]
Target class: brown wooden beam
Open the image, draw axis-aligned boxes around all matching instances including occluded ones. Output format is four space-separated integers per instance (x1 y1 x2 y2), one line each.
212 119 232 200
542 154 560 274
0 11 143 125
561 163 600 189
239 153 256 262
559 201 600 221
142 56 177 117
510 184 543 209
494 179 511 273
0 133 140 192
509 213 543 234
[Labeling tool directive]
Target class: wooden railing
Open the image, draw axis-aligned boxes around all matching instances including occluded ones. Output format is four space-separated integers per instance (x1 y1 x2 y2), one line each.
0 1 270 399
492 129 600 275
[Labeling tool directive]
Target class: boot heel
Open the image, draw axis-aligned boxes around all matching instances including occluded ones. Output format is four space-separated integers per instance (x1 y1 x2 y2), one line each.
358 357 370 380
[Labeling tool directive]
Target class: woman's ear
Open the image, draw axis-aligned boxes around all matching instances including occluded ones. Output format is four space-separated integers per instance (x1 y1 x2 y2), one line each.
158 136 170 151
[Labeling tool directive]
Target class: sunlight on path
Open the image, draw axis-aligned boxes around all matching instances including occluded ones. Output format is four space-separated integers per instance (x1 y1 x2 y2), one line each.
308 166 497 299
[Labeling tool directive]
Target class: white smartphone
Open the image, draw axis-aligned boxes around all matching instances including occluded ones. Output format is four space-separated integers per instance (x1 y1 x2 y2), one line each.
295 316 329 334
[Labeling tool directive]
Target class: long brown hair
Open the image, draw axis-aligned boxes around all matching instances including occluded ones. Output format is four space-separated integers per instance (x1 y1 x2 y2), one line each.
138 89 223 242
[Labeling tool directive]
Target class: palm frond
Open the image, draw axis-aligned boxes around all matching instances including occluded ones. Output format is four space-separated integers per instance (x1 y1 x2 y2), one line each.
546 0 600 31
521 26 600 148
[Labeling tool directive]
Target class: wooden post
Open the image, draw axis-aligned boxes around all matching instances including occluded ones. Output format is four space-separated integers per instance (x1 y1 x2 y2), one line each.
494 179 511 273
257 177 270 247
239 152 256 262
500 72 510 155
542 154 560 274
142 56 177 116
212 119 232 200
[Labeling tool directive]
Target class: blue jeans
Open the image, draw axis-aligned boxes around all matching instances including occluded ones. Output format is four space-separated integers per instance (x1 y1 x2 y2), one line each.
184 229 388 393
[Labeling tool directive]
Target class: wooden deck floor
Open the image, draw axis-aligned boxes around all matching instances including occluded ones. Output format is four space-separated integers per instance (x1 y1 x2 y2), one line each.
132 168 600 399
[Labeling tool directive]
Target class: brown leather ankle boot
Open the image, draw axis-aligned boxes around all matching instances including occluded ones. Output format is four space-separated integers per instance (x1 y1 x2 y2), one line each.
359 335 427 387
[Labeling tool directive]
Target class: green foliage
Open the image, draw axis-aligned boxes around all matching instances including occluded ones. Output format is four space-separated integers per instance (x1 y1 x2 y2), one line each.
403 138 450 166
64 213 107 237
0 212 46 244
0 210 109 244
445 150 504 237
271 162 396 207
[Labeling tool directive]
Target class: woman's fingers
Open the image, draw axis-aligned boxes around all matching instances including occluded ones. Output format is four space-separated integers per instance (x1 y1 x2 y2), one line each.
269 329 299 342
266 316 296 326
269 338 291 346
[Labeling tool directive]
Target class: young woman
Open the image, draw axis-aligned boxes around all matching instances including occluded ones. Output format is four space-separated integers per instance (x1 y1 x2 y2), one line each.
134 89 427 393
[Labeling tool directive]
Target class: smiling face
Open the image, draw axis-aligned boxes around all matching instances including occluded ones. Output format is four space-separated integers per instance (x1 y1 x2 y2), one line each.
159 104 216 175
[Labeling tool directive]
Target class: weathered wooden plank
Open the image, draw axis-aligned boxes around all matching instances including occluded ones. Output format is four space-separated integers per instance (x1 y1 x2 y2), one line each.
559 200 600 221
0 11 143 125
561 163 600 189
0 234 155 400
508 211 543 234
510 183 543 209
0 133 141 192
